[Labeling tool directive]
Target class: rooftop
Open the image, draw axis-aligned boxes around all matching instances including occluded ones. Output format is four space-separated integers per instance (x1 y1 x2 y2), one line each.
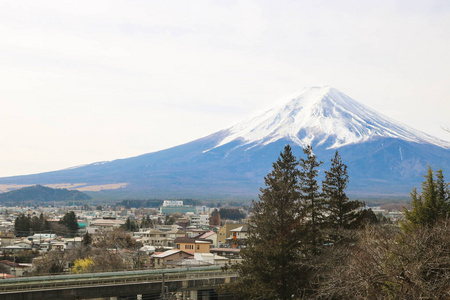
174 237 212 244
152 249 194 258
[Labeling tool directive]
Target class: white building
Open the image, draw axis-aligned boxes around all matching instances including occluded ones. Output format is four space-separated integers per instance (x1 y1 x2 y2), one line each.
163 200 184 207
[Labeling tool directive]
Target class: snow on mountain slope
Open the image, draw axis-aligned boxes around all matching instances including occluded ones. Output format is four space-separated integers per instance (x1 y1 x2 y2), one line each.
0 86 449 198
212 86 450 151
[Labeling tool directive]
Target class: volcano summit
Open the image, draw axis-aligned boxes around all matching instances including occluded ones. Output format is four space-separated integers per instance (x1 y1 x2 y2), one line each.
1 86 449 199
211 86 449 150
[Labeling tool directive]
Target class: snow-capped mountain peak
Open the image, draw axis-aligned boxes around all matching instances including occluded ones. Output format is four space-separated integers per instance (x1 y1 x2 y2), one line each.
213 86 450 150
2 86 449 198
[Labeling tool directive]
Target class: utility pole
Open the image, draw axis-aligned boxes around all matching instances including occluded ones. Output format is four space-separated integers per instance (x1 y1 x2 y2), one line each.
161 272 167 299
13 255 16 277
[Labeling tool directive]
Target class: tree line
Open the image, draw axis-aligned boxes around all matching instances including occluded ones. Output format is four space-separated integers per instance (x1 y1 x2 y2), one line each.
14 213 51 236
224 144 450 299
216 208 246 221
14 211 79 237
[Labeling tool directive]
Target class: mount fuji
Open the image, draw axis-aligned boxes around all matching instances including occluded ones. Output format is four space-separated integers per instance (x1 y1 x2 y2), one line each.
1 86 449 199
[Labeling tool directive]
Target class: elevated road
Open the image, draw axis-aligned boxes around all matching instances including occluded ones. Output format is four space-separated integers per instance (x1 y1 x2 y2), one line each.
0 266 238 300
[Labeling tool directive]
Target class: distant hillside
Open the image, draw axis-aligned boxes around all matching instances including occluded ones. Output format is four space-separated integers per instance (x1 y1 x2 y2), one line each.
0 185 91 203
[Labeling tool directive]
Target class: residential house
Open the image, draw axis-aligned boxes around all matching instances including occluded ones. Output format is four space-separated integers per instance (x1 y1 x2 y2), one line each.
174 237 212 253
0 233 15 247
187 214 201 228
152 250 194 269
193 252 229 266
228 225 248 247
39 242 50 252
138 245 156 267
29 234 57 245
196 231 218 248
0 260 33 277
64 237 82 250
138 229 171 247
49 241 65 251
0 221 14 233
3 239 32 254
198 214 210 227
90 218 125 231
186 228 208 238
165 228 186 241
217 224 246 246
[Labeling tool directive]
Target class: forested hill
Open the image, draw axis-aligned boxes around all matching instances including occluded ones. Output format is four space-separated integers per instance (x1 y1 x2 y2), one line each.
0 185 91 203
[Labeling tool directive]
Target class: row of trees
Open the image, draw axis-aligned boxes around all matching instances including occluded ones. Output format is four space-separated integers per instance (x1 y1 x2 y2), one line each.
215 208 246 221
227 145 369 299
225 145 449 299
14 213 50 236
122 215 167 231
14 211 79 237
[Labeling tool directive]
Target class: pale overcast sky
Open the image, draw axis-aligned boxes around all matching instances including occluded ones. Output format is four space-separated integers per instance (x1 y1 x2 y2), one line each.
0 0 449 177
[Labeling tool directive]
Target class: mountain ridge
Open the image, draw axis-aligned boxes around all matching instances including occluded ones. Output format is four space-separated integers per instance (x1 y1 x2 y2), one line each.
0 86 449 199
212 86 450 151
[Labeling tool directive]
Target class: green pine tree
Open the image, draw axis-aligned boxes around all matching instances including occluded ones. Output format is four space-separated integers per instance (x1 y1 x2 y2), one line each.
323 150 364 230
122 217 138 231
14 214 31 237
403 166 449 230
30 215 42 232
229 145 307 299
82 232 92 246
435 169 450 214
59 211 79 236
298 145 325 254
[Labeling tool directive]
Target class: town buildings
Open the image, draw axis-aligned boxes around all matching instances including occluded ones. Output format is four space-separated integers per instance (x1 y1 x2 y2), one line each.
0 202 253 276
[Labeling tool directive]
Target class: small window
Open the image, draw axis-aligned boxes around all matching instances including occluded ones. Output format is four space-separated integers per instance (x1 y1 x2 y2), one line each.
196 245 200 250
177 244 180 249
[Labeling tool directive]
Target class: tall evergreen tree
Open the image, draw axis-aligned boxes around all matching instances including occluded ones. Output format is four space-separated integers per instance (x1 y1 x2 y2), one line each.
82 232 92 246
298 145 325 254
140 216 152 228
122 217 137 231
230 145 306 299
435 169 450 214
30 215 43 232
323 151 364 230
59 211 79 236
14 214 31 236
403 166 449 230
